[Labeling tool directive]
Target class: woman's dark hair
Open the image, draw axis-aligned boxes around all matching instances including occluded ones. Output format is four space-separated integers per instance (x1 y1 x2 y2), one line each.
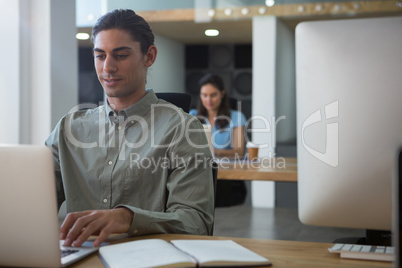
197 74 231 129
92 9 154 55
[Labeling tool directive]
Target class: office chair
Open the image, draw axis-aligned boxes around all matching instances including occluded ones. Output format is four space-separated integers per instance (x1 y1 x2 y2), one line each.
216 97 248 207
155 92 192 113
211 161 218 235
228 97 238 110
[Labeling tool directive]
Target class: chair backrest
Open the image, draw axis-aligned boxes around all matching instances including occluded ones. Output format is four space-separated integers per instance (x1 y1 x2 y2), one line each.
211 161 218 208
211 161 218 235
155 92 192 113
228 97 238 110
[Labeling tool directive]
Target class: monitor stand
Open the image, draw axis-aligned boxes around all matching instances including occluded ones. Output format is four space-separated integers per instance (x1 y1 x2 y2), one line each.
333 230 392 246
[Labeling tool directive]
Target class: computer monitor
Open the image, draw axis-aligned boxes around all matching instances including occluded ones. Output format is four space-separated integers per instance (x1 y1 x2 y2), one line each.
296 16 402 235
393 148 402 266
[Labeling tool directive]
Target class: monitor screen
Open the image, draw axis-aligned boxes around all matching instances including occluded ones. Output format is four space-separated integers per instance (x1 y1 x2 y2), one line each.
393 148 402 265
296 16 402 231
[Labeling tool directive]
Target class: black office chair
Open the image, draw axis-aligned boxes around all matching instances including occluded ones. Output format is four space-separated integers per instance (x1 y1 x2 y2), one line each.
211 161 218 235
228 97 238 110
155 92 192 113
217 97 248 207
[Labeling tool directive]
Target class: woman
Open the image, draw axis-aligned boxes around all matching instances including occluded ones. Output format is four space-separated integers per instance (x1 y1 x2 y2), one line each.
190 74 247 158
190 74 247 207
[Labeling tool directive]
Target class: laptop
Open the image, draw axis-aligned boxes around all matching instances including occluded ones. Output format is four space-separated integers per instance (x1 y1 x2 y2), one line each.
0 145 99 267
393 147 402 268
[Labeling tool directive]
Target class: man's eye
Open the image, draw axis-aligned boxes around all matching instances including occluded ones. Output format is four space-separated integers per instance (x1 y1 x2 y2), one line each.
117 54 128 59
95 54 105 60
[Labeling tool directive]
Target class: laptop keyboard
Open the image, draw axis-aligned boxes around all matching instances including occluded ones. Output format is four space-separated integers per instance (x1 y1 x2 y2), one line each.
61 249 79 258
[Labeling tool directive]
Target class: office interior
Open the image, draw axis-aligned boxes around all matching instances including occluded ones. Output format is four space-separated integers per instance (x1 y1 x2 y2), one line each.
2 0 401 244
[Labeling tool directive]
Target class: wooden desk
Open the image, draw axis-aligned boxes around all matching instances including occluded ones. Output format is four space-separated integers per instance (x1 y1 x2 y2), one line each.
71 234 391 268
217 157 297 182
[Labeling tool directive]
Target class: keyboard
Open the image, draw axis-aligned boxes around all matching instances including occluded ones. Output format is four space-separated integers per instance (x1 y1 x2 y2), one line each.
328 243 394 262
61 249 79 258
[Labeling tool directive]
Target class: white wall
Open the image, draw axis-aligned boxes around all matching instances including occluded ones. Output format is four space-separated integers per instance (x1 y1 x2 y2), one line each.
251 16 277 208
275 19 296 144
50 0 79 129
251 16 297 208
0 1 20 144
106 0 193 12
147 34 185 93
0 0 78 145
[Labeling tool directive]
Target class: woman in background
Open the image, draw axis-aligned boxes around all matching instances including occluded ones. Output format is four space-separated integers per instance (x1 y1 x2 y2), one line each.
190 74 246 158
190 74 247 207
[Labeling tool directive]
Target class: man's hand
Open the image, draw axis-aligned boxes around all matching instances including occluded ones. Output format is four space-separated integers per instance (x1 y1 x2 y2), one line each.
60 208 134 247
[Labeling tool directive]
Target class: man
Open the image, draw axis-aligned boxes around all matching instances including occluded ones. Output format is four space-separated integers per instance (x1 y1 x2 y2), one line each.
46 9 214 248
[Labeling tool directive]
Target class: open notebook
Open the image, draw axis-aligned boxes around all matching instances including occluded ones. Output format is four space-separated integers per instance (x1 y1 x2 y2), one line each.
99 238 271 267
0 145 99 267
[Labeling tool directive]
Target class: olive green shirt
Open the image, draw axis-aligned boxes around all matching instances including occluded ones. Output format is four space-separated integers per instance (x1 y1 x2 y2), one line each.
45 90 214 236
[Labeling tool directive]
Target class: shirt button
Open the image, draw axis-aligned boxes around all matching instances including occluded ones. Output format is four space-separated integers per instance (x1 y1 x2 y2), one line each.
133 229 138 234
108 160 113 165
103 198 108 203
118 126 122 131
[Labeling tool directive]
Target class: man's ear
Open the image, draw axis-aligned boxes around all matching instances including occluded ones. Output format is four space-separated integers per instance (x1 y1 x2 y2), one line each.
144 45 157 67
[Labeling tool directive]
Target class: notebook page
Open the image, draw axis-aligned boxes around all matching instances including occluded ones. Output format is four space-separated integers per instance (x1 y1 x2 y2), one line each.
99 239 196 268
171 240 270 265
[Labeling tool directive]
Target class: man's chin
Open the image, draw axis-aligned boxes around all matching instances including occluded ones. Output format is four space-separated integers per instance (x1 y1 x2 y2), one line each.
103 87 146 100
104 91 135 99
104 88 124 98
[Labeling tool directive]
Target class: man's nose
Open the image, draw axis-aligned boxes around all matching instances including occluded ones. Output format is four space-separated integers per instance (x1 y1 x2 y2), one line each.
104 57 117 73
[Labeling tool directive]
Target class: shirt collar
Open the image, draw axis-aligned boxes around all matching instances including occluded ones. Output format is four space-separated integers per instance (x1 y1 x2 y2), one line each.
105 89 159 124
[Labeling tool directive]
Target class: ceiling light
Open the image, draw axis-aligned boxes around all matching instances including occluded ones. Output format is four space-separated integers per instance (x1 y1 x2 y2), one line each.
333 4 342 11
224 8 232 16
265 0 275 7
207 9 216 17
76 33 90 40
297 5 305 12
258 7 267 14
205 29 219 37
87 14 94 21
241 8 249 15
315 4 323 12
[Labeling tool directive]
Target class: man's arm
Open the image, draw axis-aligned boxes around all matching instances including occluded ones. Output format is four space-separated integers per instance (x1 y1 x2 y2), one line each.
59 208 133 247
45 120 65 209
117 118 215 236
50 116 135 247
59 117 214 246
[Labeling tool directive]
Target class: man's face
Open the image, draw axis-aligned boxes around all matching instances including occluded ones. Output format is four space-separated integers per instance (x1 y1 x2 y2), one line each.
93 29 152 100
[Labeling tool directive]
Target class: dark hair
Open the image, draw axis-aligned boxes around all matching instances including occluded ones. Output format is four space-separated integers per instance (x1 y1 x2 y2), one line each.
196 74 231 129
92 9 154 55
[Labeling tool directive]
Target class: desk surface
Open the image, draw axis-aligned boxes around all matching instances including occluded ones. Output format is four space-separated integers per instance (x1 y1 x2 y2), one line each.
217 157 297 182
71 234 391 268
